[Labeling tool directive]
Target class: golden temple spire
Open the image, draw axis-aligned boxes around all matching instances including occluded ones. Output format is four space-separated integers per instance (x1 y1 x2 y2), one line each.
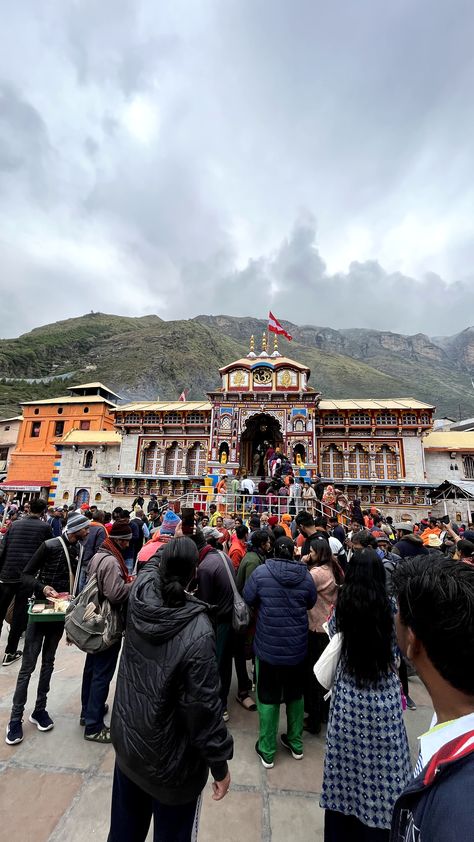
274 333 279 353
262 331 267 352
250 335 255 353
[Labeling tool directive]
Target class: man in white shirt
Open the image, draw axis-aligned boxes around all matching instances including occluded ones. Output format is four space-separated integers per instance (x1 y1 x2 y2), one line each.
240 475 255 496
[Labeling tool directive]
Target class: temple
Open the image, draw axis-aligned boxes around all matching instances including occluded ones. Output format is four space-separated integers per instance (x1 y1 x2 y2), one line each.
97 334 435 518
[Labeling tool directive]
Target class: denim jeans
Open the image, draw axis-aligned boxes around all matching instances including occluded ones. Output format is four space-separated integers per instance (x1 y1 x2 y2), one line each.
10 620 65 721
0 581 31 655
81 640 121 735
108 763 201 842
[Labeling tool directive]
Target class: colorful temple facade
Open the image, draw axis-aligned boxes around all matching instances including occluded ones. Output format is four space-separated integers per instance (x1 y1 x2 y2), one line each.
101 336 436 518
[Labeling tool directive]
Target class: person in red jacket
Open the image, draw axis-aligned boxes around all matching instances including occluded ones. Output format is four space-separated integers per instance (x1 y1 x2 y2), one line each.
228 524 249 571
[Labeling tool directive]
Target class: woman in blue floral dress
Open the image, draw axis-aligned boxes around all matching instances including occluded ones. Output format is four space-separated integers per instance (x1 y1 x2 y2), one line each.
320 549 412 841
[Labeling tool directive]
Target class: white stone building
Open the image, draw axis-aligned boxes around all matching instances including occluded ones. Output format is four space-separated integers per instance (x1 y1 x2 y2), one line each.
53 429 122 510
424 431 474 523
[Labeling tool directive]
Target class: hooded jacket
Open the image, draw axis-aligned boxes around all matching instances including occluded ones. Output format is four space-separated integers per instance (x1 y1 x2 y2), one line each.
243 558 317 665
390 730 474 841
111 565 233 805
392 534 429 559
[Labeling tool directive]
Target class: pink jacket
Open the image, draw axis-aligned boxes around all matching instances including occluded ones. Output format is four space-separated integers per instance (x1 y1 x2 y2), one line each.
307 564 338 633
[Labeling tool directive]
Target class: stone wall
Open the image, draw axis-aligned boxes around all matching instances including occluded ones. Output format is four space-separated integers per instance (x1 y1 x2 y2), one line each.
54 445 120 509
401 435 426 482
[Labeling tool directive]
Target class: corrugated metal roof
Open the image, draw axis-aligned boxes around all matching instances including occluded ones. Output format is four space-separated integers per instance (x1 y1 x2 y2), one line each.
70 382 122 397
21 395 117 406
423 431 474 451
0 416 23 423
116 402 212 412
59 430 122 445
318 398 434 410
432 480 474 499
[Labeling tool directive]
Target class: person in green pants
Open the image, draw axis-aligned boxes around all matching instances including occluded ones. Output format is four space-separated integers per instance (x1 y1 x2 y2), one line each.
243 536 317 768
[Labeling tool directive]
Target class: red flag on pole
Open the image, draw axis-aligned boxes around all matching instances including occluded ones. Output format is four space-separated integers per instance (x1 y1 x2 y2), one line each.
268 311 293 341
178 388 189 401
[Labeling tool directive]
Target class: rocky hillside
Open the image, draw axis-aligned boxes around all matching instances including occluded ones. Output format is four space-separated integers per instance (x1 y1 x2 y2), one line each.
0 313 473 419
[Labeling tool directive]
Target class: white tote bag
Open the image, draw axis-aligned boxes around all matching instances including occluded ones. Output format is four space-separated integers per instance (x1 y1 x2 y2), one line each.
313 631 343 699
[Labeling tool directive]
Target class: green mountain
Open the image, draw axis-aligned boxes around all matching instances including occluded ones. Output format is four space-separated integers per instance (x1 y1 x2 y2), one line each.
0 313 473 419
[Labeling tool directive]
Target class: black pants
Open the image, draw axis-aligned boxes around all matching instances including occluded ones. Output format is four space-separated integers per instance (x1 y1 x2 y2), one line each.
305 631 330 731
81 640 121 735
0 581 31 655
10 620 64 721
324 810 389 842
108 763 201 842
233 630 252 697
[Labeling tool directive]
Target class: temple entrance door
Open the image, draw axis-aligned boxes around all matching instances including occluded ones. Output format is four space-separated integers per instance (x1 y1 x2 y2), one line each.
240 413 283 477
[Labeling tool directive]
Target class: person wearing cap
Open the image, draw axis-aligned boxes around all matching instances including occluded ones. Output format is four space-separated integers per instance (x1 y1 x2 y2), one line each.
243 536 316 769
392 523 429 559
5 512 90 746
135 510 181 570
80 519 134 743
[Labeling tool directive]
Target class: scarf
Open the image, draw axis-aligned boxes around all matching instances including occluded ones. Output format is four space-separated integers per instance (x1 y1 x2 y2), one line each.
101 536 130 581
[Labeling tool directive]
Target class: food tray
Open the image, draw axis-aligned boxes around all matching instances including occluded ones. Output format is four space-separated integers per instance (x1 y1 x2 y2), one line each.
28 601 68 623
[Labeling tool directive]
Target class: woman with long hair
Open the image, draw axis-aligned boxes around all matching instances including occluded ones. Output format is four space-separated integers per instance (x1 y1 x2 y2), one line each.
321 548 412 841
304 539 343 734
108 537 233 842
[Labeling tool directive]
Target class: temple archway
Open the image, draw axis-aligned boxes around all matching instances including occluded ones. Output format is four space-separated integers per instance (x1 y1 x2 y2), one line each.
240 413 283 476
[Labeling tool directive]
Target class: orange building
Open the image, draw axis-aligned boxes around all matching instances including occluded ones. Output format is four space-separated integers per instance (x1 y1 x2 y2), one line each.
1 383 119 503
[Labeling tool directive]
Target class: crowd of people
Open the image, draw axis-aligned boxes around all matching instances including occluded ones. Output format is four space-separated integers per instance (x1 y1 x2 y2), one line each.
0 489 473 841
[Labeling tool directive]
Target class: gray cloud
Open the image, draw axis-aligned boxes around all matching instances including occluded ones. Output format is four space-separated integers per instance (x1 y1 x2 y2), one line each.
0 0 473 338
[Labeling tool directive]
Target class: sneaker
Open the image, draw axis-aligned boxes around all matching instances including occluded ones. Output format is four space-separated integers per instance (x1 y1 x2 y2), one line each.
29 710 54 731
406 695 417 711
255 741 274 769
223 710 229 722
80 703 109 727
280 733 304 760
2 651 22 667
84 727 111 743
5 721 23 745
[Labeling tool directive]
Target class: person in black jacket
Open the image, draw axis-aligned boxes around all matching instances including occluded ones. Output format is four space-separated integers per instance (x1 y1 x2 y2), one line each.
0 498 52 666
390 556 474 841
109 537 233 842
5 512 90 746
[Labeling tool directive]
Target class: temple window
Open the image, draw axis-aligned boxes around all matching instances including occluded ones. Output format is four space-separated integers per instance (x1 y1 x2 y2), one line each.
187 413 206 424
143 413 159 424
293 418 305 432
349 412 371 426
144 442 160 475
163 413 181 425
165 442 184 474
349 445 370 479
321 445 344 479
375 446 398 480
375 412 397 426
324 413 345 426
402 413 418 425
187 443 206 475
124 413 140 424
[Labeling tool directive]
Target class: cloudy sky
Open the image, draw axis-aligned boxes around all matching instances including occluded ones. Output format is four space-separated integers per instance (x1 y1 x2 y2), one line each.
1 0 473 338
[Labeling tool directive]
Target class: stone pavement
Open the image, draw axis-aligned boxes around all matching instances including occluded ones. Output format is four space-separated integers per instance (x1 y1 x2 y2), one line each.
0 629 433 842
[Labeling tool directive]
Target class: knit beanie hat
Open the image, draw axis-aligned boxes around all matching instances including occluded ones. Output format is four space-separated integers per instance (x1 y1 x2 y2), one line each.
110 519 133 541
160 510 181 535
66 512 90 534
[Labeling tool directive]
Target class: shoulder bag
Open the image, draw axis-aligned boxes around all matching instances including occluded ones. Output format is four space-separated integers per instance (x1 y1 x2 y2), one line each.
313 629 343 699
64 552 124 653
217 549 250 634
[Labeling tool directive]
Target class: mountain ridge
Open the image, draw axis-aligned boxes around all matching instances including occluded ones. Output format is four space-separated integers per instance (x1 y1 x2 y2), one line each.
0 313 473 419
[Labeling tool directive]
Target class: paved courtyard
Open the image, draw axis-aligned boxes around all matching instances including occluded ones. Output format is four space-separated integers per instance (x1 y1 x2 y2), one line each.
0 629 432 842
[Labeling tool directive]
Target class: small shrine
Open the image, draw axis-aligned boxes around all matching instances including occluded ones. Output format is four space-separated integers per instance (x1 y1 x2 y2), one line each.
206 332 320 480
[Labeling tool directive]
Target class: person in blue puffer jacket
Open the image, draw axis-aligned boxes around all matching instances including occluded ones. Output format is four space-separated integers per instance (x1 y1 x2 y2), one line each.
243 536 317 769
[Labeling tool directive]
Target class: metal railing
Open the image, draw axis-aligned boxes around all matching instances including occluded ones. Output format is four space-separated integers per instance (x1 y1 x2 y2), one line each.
177 491 350 524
